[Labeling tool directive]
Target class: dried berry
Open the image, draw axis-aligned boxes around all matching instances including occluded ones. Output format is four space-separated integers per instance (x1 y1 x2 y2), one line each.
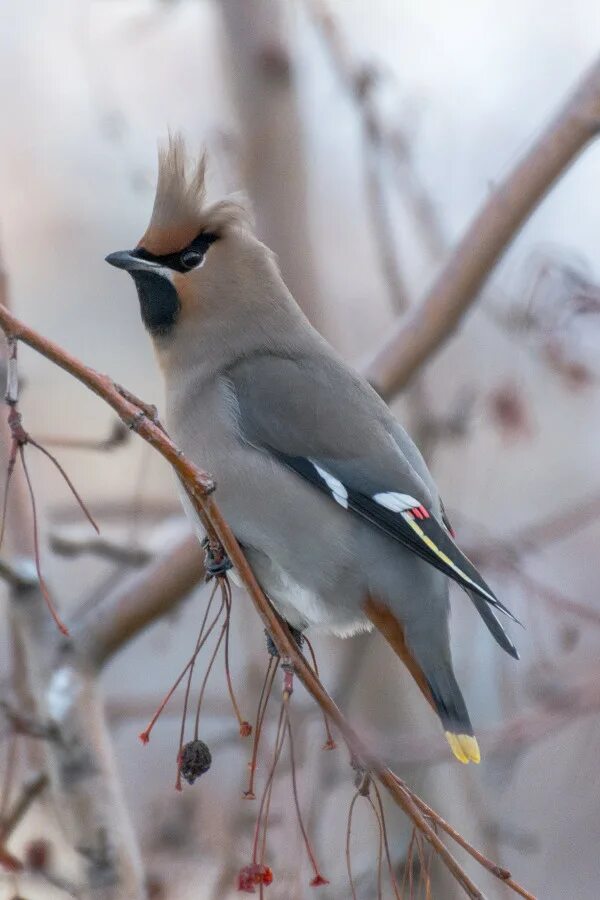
178 740 211 785
237 864 273 892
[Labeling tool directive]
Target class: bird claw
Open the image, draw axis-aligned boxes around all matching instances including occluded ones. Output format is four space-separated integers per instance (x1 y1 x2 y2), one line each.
201 537 232 579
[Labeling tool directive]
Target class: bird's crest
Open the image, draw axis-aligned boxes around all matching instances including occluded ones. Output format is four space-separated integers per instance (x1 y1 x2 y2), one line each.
139 134 251 256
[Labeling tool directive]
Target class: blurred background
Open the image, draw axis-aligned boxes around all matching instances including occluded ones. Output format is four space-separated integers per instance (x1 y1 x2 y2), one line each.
1 1 600 897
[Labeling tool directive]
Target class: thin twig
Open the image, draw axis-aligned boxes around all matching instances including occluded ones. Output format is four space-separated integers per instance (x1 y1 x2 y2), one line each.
28 438 99 534
19 446 69 636
403 781 536 900
0 773 48 842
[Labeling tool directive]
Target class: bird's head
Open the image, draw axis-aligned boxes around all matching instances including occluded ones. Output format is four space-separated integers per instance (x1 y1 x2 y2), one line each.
106 136 281 363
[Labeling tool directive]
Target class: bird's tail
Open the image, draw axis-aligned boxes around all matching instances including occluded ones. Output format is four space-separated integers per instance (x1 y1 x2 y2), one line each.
468 589 520 660
364 596 480 764
425 666 480 764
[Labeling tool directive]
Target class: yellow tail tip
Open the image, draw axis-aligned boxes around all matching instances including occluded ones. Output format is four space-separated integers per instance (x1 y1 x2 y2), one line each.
445 732 480 764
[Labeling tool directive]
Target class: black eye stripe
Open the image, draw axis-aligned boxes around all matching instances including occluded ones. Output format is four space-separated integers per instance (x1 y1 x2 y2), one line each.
134 232 218 273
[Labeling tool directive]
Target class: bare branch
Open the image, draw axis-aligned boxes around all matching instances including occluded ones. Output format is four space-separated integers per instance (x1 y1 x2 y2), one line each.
33 420 129 452
76 533 204 669
219 0 325 330
49 532 153 566
363 57 600 399
0 773 48 843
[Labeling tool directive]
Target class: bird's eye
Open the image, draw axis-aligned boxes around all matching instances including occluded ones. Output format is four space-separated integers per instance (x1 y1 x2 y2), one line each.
180 249 203 270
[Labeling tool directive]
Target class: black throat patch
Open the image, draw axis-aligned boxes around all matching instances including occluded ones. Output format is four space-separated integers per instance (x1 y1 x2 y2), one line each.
130 270 180 336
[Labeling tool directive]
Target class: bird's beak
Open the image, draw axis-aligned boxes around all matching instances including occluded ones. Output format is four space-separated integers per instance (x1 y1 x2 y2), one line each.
105 250 161 273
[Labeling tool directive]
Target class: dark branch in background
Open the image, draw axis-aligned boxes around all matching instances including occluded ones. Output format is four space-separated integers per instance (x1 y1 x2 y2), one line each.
33 420 129 452
49 531 153 566
0 773 48 844
0 305 533 900
361 56 600 399
76 533 204 668
219 0 325 331
306 0 476 462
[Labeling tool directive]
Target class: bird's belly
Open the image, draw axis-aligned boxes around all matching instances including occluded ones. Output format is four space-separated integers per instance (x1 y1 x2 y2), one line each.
167 393 370 636
243 550 371 638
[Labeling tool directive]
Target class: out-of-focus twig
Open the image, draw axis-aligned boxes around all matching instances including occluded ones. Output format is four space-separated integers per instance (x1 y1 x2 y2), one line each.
33 420 129 452
375 668 600 770
75 532 204 668
404 787 534 900
306 0 411 314
362 56 600 399
459 502 600 627
0 699 60 743
219 0 325 330
0 773 48 843
49 531 153 566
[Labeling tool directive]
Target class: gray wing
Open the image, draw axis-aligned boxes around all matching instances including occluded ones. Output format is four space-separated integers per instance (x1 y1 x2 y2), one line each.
228 351 433 501
226 351 519 652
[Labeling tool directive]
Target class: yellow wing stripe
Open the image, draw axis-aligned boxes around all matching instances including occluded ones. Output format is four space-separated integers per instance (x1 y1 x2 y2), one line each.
402 513 497 605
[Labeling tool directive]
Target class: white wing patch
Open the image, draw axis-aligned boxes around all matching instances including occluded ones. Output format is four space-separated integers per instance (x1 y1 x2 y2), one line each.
310 462 349 509
373 491 421 512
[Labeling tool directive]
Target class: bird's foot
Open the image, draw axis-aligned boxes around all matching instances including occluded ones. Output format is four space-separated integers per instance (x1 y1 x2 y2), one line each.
264 625 305 658
201 537 233 579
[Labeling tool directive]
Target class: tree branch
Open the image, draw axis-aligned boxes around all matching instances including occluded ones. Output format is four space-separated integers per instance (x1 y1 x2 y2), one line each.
363 56 600 399
0 773 48 843
76 533 204 669
0 303 533 900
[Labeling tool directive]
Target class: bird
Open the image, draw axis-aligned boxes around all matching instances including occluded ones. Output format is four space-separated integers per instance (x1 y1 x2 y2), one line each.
106 137 519 765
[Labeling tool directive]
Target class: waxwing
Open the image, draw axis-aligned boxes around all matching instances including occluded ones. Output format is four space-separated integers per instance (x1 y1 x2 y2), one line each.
106 137 519 764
